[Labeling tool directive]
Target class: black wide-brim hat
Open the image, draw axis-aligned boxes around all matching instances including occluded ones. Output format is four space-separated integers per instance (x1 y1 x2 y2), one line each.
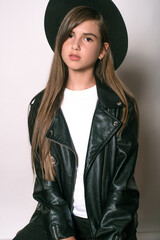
44 0 128 70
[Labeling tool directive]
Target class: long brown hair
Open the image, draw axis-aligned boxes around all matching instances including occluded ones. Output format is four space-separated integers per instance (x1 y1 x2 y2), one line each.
31 6 137 180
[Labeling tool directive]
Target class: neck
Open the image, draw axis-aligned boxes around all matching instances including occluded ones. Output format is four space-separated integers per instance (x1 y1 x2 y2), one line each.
66 69 96 90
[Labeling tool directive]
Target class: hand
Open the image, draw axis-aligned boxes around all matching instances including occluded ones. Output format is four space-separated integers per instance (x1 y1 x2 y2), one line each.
61 237 76 240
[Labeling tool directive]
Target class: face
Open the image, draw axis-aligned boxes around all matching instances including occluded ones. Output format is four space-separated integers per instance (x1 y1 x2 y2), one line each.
61 20 107 74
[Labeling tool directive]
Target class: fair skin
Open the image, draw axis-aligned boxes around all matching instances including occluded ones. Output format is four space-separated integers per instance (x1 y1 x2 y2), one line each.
61 20 109 240
61 20 109 91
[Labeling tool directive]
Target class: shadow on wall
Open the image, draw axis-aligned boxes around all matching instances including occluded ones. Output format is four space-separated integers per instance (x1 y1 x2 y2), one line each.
118 55 147 187
117 54 160 232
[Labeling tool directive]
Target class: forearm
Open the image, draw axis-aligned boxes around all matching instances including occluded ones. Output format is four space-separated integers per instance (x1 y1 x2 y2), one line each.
33 176 75 239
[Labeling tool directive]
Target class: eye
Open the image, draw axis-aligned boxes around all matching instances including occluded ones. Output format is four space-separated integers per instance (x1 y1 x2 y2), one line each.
68 33 73 38
85 37 93 42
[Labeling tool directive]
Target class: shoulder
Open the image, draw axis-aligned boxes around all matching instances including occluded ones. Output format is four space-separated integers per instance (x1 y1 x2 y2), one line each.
28 90 44 143
29 90 44 112
126 94 138 116
125 94 139 134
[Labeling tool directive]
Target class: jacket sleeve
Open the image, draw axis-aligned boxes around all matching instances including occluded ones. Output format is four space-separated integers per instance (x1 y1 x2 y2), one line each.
28 94 75 240
95 102 139 240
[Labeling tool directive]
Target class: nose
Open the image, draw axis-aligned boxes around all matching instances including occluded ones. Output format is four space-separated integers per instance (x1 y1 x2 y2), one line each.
71 38 80 51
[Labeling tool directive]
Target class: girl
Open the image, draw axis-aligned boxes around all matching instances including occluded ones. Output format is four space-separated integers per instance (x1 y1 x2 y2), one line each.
13 1 139 240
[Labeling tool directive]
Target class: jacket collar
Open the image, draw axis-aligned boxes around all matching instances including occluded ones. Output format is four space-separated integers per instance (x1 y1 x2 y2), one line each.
95 77 125 109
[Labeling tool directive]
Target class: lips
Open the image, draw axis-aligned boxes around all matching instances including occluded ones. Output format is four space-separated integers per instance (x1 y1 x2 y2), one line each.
69 54 81 61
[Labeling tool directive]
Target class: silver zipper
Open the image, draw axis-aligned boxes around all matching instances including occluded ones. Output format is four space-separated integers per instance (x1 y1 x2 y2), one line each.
48 137 78 211
52 226 58 240
71 157 78 212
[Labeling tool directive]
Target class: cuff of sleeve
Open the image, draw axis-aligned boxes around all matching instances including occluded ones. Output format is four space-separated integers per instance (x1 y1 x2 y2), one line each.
50 224 75 240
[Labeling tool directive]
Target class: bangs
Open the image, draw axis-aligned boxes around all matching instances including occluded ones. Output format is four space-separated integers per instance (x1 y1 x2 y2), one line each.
57 6 102 44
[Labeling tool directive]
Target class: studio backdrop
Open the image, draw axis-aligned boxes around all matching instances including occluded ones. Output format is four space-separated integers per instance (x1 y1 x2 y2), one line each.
0 0 160 239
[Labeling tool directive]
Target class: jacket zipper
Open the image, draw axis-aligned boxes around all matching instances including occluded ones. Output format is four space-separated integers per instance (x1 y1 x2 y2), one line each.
48 138 78 239
48 138 78 211
49 138 96 239
52 226 58 240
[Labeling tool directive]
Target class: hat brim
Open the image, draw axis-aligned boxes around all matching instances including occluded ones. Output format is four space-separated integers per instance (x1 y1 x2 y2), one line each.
44 0 128 70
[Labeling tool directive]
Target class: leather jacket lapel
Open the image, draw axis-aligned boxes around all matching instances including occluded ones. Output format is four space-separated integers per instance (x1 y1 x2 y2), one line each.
46 108 75 152
84 101 122 177
84 78 125 176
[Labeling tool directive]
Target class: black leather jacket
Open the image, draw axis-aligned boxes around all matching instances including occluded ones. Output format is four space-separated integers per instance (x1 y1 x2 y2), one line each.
28 78 139 240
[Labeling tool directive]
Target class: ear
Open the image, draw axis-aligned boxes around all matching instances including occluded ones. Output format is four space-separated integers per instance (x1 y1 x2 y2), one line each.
98 42 109 60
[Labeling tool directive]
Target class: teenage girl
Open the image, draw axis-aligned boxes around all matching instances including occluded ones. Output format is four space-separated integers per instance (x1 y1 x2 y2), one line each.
13 1 139 240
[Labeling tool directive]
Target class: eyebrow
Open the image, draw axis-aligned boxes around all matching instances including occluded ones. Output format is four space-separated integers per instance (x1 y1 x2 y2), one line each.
83 33 98 39
71 31 98 39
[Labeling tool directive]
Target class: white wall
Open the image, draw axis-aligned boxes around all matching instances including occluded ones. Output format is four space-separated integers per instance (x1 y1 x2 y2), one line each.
0 1 160 239
114 1 160 237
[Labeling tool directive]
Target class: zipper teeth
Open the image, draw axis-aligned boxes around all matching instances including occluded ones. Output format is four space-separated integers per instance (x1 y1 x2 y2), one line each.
48 138 78 211
52 227 58 240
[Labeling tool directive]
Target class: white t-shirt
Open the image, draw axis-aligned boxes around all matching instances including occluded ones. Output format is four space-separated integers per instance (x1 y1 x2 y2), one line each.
61 85 98 218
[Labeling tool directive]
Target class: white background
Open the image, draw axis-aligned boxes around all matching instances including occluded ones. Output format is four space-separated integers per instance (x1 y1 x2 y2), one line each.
0 0 160 239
